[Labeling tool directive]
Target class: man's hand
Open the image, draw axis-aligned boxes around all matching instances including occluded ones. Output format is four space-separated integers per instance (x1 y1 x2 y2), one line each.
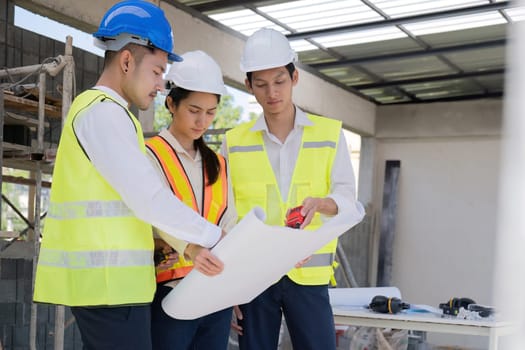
185 244 224 276
295 255 312 268
231 305 243 335
298 197 338 229
154 238 179 271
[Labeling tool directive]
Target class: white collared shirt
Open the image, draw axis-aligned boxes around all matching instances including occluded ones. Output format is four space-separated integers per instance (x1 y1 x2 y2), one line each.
72 86 221 248
221 106 358 214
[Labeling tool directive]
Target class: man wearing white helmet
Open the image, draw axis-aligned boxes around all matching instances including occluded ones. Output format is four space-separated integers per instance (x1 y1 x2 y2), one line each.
33 2 225 349
145 50 237 350
222 28 364 350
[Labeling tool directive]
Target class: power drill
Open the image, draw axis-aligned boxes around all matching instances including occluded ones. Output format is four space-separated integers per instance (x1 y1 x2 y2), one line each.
369 295 410 314
439 297 476 316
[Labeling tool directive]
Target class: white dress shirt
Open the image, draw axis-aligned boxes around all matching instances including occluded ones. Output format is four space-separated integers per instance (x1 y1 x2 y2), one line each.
221 106 359 215
72 86 221 248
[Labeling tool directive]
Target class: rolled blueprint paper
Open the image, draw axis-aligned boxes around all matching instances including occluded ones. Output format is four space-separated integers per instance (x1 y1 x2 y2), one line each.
162 205 365 320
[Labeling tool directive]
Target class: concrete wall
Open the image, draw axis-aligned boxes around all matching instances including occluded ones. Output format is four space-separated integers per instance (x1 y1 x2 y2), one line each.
373 98 502 348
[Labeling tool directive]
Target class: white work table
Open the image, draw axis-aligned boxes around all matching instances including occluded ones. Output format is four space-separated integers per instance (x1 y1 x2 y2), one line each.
332 307 514 350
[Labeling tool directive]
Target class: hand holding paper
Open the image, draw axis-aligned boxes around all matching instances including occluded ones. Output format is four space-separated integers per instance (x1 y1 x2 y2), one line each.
162 204 365 320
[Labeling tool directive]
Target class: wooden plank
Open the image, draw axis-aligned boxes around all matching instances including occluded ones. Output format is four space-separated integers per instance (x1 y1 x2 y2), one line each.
23 86 62 107
0 231 19 238
2 142 30 152
4 111 49 128
2 158 54 174
2 175 51 188
3 93 61 118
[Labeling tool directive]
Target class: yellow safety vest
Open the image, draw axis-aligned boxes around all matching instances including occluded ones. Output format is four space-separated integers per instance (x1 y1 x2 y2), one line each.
226 114 341 285
146 135 228 283
34 89 155 306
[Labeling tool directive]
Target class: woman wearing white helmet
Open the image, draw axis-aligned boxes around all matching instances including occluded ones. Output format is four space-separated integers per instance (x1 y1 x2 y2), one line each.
145 50 237 350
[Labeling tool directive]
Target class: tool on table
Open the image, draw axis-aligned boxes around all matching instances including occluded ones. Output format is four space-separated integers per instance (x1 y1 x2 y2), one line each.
369 295 410 314
439 297 494 318
439 297 476 316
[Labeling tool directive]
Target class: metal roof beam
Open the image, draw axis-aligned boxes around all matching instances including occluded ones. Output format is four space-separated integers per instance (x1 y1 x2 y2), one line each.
391 91 503 105
355 69 504 89
286 2 511 40
310 39 506 69
190 0 263 13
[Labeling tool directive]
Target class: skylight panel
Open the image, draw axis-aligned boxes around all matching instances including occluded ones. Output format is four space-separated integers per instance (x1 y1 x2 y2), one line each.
258 0 382 31
260 0 376 20
209 10 278 36
370 0 489 18
231 22 286 36
404 12 506 35
287 12 377 32
209 9 254 22
505 7 525 22
314 26 407 48
258 0 362 13
289 40 318 52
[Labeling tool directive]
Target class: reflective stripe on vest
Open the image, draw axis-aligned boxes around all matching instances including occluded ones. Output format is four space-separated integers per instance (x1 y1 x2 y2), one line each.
34 89 155 307
229 145 264 153
226 114 341 285
302 252 334 268
38 249 152 268
48 200 133 219
147 136 198 209
146 135 228 283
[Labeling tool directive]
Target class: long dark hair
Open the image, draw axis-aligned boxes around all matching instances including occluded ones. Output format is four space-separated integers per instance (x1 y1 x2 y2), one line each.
166 87 221 185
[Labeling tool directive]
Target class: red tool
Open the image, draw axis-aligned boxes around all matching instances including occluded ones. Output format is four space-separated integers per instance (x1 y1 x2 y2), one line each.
286 205 305 228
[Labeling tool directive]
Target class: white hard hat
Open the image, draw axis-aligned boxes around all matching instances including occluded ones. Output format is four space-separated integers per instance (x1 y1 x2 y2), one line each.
240 28 298 73
165 50 227 95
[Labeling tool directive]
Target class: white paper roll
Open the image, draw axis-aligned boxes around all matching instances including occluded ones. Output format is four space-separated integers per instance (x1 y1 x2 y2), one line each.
329 287 402 308
162 205 365 320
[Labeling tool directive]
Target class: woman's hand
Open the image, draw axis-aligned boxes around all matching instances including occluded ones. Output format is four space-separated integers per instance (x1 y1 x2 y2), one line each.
185 244 224 276
231 305 243 335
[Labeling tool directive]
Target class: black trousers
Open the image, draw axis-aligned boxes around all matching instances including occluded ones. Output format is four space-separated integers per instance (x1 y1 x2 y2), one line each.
71 304 152 350
238 276 336 350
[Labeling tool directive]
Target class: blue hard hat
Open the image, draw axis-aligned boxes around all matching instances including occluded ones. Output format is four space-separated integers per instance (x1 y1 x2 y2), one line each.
93 0 182 62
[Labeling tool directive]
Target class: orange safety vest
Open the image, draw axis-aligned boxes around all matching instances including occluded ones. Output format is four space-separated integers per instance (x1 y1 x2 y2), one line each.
146 135 228 283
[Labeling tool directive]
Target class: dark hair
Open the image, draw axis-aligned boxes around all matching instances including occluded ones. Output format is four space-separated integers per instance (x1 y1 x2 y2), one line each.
103 43 155 69
246 62 296 87
166 87 222 185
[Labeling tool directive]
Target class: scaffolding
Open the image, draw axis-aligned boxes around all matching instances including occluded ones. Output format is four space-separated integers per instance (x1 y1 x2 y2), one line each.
0 36 74 350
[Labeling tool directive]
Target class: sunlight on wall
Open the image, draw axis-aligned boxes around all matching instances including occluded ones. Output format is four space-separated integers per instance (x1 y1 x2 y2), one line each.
14 6 104 56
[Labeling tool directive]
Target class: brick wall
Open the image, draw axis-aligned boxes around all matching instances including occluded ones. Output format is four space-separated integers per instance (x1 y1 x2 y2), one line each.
0 244 83 349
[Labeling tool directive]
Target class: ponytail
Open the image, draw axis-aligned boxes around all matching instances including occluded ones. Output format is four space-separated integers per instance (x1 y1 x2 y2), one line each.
194 137 220 185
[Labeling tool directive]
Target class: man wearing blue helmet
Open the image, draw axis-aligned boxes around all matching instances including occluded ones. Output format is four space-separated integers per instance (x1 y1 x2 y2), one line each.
33 2 225 349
